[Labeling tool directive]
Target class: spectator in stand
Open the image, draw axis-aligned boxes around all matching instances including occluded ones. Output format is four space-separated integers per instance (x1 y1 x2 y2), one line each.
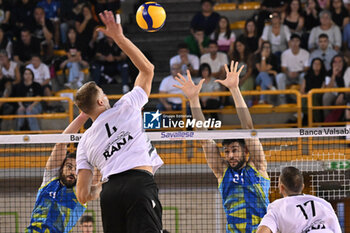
13 27 42 66
92 36 130 93
0 0 10 33
200 40 228 79
28 6 54 61
10 0 36 40
256 0 287 37
329 0 349 29
62 27 84 57
210 16 235 57
170 43 199 77
197 63 221 120
308 10 342 52
0 69 13 127
308 34 337 71
260 11 291 60
190 0 220 36
300 58 326 123
60 0 86 45
157 63 185 111
323 55 347 119
232 38 254 92
94 0 120 16
26 54 52 98
276 34 309 105
0 26 12 59
318 0 330 9
302 0 321 49
75 3 99 60
281 0 304 35
255 41 280 104
343 22 350 51
79 215 94 233
59 47 88 89
12 68 42 131
37 0 61 48
238 19 259 54
0 50 21 85
185 27 209 57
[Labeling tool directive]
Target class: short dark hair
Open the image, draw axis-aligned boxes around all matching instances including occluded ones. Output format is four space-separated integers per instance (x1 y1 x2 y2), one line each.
318 33 329 39
80 215 94 224
177 42 189 50
280 166 304 193
201 0 214 6
208 40 218 46
222 139 245 148
75 81 100 114
290 33 301 41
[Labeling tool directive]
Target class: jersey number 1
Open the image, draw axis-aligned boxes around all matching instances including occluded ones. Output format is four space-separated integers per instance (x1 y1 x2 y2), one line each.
296 200 316 220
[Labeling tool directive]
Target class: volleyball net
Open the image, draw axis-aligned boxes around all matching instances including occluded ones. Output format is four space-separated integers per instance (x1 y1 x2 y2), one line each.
0 127 349 232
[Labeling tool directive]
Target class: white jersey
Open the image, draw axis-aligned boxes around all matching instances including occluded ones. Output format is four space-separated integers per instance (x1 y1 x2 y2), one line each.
76 86 163 182
259 194 341 233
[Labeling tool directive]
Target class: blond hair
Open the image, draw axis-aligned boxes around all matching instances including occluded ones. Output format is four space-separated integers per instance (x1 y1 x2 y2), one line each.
75 81 99 114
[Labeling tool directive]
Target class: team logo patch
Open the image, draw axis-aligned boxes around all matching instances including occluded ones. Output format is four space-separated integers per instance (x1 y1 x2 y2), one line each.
143 110 162 129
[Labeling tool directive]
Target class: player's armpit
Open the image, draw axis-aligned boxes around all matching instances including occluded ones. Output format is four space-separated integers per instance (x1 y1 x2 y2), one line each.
202 139 227 180
256 225 273 233
245 138 268 178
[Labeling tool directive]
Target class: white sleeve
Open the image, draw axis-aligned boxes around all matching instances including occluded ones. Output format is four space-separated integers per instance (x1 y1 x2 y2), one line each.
43 64 51 80
325 76 331 86
281 51 288 68
190 55 200 70
76 140 94 173
284 25 291 41
119 86 148 109
259 205 278 233
159 79 168 92
334 25 342 48
344 67 350 87
41 167 59 187
304 51 310 68
308 28 317 50
261 26 269 41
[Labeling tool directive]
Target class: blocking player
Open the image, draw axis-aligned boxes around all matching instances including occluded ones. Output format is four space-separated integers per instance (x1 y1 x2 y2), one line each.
174 61 270 232
25 112 101 233
75 11 163 233
257 166 341 233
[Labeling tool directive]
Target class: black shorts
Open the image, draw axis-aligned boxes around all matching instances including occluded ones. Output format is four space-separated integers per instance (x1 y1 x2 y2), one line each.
100 170 162 233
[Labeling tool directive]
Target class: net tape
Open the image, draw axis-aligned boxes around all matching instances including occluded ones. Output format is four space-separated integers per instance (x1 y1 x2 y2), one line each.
1 126 350 144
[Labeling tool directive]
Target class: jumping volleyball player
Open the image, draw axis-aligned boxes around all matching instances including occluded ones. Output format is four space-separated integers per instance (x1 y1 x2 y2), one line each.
174 61 270 232
25 112 101 233
75 11 163 233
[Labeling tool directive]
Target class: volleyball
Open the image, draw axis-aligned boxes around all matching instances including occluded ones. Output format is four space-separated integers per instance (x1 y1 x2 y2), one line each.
136 2 166 32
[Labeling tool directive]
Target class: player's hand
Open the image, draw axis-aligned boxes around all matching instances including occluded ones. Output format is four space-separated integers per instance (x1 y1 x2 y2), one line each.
97 11 124 41
173 69 204 101
216 61 244 90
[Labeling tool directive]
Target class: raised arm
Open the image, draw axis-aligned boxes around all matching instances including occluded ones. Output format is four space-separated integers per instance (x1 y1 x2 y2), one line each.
216 61 268 177
174 70 226 179
45 112 89 170
97 11 154 96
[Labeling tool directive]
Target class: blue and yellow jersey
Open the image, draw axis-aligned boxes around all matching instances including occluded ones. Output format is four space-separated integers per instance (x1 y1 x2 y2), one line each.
25 173 86 233
218 164 270 233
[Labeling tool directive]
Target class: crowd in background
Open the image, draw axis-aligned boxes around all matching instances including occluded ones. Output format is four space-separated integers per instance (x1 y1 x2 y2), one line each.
159 0 350 124
2 0 350 131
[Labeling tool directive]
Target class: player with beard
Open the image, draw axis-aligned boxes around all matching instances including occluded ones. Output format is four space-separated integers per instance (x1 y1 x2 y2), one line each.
174 61 270 232
25 112 101 233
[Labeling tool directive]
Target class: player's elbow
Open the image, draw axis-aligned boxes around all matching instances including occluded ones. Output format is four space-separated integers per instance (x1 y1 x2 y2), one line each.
76 190 89 205
143 63 154 76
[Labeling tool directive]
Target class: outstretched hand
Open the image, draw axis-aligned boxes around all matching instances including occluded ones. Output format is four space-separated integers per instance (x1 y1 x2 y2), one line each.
173 70 205 101
216 61 244 90
97 11 124 40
